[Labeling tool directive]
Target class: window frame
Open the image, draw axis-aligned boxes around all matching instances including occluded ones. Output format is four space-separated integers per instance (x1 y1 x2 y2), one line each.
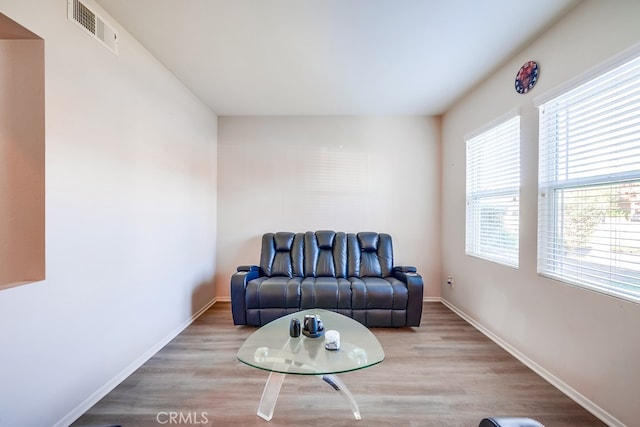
537 45 640 303
465 113 521 268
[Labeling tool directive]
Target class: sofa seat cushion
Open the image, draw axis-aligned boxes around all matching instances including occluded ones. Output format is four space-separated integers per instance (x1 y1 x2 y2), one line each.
246 307 302 326
299 277 352 318
352 308 408 327
245 276 303 326
349 276 410 327
349 277 409 310
246 276 302 309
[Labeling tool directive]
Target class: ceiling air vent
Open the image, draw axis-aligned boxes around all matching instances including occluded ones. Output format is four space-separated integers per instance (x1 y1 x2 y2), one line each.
67 0 118 55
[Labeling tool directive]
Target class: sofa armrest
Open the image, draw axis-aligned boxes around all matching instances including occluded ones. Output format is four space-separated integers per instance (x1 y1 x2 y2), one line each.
231 265 261 325
393 265 417 273
392 269 424 326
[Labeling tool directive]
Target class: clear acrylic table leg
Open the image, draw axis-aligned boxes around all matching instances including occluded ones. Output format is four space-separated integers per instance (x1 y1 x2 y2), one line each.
321 374 362 420
257 371 286 421
256 372 362 421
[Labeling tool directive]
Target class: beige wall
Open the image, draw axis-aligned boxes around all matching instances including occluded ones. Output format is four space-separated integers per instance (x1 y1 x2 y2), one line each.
216 116 441 299
0 1 217 426
441 1 640 425
0 37 45 289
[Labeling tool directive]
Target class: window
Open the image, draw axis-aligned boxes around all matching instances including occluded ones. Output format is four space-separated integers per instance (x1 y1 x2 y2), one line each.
538 51 640 303
466 115 520 267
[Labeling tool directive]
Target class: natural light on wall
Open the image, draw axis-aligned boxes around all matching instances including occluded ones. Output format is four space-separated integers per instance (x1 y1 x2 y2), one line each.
537 48 640 303
465 114 521 267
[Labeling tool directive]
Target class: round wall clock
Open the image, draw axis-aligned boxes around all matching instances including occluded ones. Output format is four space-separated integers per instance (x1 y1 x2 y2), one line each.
515 61 539 94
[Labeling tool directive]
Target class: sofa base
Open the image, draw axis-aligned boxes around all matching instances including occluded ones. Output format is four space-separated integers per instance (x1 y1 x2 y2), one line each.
245 307 414 328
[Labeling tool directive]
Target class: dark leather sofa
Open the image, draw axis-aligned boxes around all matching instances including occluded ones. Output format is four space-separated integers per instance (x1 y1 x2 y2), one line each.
231 230 424 327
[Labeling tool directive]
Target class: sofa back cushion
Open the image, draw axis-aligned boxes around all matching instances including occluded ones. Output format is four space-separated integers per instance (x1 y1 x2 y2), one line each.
259 231 394 279
347 232 394 278
303 230 348 278
260 232 304 277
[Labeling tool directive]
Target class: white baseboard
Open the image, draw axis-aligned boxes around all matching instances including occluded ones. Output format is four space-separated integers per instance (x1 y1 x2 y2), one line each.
216 295 231 302
440 298 623 427
56 297 218 427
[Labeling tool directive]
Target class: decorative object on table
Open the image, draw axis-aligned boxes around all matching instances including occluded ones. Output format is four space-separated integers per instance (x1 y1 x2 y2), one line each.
289 317 301 338
348 348 368 365
302 314 325 338
324 330 340 350
515 61 539 94
254 347 269 363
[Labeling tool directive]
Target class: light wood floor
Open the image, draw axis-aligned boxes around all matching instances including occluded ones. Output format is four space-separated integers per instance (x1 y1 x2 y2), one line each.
73 302 605 427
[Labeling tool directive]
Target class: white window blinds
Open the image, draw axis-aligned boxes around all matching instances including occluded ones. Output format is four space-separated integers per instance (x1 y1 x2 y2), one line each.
466 115 520 267
538 52 640 303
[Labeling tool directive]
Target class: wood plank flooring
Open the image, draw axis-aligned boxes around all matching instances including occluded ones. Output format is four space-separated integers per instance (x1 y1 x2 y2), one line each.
72 302 606 427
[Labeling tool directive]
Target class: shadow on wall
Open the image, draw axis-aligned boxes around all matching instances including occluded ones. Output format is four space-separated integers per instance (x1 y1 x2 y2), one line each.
191 274 216 317
215 234 263 301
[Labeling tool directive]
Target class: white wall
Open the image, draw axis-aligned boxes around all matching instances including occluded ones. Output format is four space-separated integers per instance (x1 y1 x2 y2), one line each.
0 1 218 426
441 1 640 425
216 116 441 299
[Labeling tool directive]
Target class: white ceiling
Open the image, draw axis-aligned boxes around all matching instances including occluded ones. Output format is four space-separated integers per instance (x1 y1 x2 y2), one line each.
95 0 579 116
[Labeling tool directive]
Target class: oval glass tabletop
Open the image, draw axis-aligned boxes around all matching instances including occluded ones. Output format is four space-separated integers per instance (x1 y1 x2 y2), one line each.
237 309 385 375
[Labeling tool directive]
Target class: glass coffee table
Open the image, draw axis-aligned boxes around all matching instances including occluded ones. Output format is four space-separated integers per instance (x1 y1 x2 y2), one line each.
237 309 385 421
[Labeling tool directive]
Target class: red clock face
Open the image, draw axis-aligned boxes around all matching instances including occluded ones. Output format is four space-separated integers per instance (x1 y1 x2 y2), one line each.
515 61 539 94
